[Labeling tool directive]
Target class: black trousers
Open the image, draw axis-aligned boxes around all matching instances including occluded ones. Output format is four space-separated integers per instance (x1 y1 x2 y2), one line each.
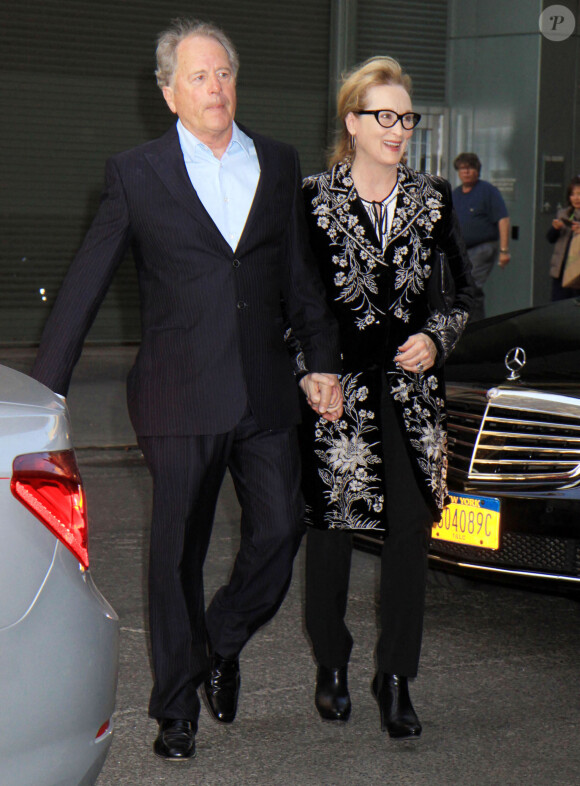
139 410 305 725
305 390 433 677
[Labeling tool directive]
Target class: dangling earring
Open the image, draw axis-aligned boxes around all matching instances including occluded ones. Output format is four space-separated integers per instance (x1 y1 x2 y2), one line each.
350 135 356 151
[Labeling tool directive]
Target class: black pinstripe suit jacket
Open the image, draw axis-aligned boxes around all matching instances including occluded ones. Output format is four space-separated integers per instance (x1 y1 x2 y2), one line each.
31 124 340 436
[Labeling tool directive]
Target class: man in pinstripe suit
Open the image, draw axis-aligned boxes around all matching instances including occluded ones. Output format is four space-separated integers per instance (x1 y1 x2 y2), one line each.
31 19 342 761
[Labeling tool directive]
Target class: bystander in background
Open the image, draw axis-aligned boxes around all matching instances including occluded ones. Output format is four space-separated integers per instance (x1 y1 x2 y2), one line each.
452 152 510 320
547 175 580 301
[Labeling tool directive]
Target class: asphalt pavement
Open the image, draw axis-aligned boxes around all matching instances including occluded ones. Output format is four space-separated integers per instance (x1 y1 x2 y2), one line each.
1 346 580 786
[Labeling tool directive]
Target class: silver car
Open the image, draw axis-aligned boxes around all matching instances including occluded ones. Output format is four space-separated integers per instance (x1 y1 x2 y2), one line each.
0 364 119 786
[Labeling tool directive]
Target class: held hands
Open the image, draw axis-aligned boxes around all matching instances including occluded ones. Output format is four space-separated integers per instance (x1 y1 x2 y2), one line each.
299 373 343 422
394 333 437 375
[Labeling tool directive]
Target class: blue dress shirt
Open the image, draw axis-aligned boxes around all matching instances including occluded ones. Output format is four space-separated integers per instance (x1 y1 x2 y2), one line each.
176 120 261 251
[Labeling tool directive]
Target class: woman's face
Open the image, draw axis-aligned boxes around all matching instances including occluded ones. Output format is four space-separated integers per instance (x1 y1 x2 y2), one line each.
569 186 580 211
346 83 414 170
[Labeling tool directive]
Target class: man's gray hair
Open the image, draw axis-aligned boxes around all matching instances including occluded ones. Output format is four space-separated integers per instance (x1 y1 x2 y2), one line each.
155 18 240 89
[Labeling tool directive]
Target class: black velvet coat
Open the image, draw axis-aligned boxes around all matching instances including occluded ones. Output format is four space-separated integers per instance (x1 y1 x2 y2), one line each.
299 161 474 529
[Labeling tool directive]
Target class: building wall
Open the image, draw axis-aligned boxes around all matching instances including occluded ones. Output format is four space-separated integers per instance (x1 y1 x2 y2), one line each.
535 2 580 302
0 0 333 344
0 0 451 345
447 0 543 316
5 1 577 343
447 0 580 316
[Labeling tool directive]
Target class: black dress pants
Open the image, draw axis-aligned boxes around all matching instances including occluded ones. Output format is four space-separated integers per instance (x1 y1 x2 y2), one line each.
305 389 433 677
139 410 305 725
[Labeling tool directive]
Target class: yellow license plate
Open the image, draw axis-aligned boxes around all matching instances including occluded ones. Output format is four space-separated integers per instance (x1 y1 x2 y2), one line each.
432 493 500 550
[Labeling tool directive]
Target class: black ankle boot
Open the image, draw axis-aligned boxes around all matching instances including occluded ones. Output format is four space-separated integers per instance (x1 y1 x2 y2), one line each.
315 665 351 722
371 674 421 739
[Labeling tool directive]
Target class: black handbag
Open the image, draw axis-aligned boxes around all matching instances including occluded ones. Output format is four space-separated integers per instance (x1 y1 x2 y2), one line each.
428 249 455 314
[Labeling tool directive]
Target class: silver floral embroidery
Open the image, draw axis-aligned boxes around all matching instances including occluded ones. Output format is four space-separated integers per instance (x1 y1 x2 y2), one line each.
301 163 471 521
304 163 449 330
387 170 445 324
423 309 470 361
388 371 448 510
311 373 384 529
305 163 388 330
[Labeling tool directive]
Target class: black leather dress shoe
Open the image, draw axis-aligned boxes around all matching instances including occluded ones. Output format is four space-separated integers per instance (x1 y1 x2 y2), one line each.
315 665 351 722
153 719 196 761
204 653 240 723
372 674 422 740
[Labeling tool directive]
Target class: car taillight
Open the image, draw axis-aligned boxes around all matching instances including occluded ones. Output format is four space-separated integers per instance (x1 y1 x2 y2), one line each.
11 449 89 569
95 720 111 739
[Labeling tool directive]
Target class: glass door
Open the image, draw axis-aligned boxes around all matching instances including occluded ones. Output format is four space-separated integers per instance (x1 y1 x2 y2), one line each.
406 107 449 177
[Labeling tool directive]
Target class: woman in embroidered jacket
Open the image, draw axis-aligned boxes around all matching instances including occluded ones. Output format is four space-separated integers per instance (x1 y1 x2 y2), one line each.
299 57 474 738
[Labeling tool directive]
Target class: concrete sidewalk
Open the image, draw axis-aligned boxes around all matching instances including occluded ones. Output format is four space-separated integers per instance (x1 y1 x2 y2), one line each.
82 438 580 786
2 345 579 785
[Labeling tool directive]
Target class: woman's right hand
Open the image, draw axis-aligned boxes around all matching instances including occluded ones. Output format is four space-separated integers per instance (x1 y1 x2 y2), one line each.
552 218 565 230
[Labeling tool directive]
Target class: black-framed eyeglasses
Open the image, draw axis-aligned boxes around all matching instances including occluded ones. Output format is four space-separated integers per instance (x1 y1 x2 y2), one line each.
355 109 421 130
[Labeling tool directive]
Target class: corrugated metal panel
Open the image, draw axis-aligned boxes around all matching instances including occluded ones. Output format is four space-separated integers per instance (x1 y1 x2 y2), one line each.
0 1 331 344
356 0 448 104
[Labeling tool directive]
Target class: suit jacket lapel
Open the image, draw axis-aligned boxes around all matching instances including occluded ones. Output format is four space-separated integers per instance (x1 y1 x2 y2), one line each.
234 131 277 255
144 126 232 253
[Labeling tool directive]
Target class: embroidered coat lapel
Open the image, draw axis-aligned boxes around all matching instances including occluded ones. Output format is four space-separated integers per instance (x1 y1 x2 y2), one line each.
388 167 429 247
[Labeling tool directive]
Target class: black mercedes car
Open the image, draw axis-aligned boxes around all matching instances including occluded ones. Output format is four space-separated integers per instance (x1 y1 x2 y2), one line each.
356 297 580 590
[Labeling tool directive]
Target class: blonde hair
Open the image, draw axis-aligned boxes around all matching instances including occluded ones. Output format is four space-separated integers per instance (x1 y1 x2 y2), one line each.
329 56 412 167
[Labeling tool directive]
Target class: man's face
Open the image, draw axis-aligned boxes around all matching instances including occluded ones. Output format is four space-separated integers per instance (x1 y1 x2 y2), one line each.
457 165 479 189
162 35 237 150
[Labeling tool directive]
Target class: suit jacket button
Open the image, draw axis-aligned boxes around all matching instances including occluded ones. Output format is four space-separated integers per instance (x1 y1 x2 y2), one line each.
237 300 247 310
233 259 240 268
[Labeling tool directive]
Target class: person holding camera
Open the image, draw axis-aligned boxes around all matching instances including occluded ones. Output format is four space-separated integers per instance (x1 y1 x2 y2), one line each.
547 175 580 300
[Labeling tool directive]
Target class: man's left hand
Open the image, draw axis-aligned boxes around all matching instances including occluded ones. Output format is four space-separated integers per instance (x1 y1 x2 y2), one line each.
299 373 343 421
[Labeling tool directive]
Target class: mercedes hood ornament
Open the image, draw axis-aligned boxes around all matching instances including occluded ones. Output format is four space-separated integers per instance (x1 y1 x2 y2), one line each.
504 346 527 381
